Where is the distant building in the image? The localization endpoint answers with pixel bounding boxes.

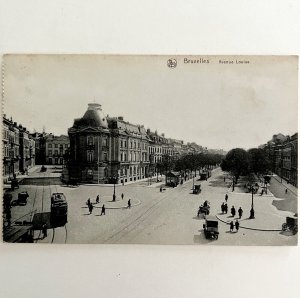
[45,134,69,165]
[261,132,298,187]
[2,116,35,179]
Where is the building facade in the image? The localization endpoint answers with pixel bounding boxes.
[2,116,35,179]
[66,103,222,184]
[261,133,298,187]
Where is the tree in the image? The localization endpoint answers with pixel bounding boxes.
[247,148,270,175]
[221,148,249,185]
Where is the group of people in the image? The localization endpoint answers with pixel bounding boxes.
[86,194,131,215]
[221,194,243,219]
[229,220,240,232]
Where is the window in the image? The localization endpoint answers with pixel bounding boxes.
[55,158,58,165]
[65,144,68,148]
[55,150,58,156]
[87,152,94,162]
[48,144,52,148]
[124,141,127,148]
[49,150,52,156]
[55,144,58,148]
[87,136,94,146]
[103,152,108,161]
[120,140,123,148]
[48,158,52,164]
[124,153,127,161]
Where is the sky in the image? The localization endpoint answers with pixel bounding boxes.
[2,55,298,151]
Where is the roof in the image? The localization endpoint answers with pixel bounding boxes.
[166,171,181,177]
[205,215,217,221]
[73,103,108,128]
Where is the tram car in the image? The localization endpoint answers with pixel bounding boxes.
[50,193,68,227]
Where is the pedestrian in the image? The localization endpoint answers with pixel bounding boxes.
[128,199,131,209]
[225,194,228,202]
[121,193,124,200]
[96,195,99,204]
[235,220,240,232]
[160,186,162,193]
[221,202,225,214]
[42,223,47,239]
[224,203,228,214]
[101,204,105,215]
[89,203,93,214]
[230,221,234,232]
[285,188,288,194]
[238,207,243,219]
[231,206,236,217]
[261,189,264,196]
[87,198,91,206]
[197,206,201,217]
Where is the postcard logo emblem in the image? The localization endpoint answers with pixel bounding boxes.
[167,58,177,69]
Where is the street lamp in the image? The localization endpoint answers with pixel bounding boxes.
[112,173,118,202]
[249,185,255,219]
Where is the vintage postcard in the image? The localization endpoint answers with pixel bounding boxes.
[1,55,298,245]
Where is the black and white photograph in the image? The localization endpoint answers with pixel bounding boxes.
[2,54,298,245]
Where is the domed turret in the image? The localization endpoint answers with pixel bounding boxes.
[73,103,108,128]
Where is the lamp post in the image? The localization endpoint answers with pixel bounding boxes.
[249,185,255,219]
[112,173,118,202]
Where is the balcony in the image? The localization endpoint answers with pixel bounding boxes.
[86,144,95,149]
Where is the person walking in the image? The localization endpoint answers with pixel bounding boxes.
[221,202,225,214]
[42,223,47,239]
[121,193,124,200]
[238,207,243,219]
[285,188,288,194]
[225,194,228,202]
[89,203,93,214]
[235,220,240,232]
[87,198,91,206]
[230,221,234,232]
[96,195,99,204]
[231,206,236,217]
[101,204,105,216]
[224,203,228,214]
[128,199,131,209]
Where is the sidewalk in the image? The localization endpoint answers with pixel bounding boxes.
[272,175,298,196]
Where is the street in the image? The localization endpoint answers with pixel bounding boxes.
[4,168,297,245]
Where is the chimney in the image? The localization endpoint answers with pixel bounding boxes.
[118,116,124,121]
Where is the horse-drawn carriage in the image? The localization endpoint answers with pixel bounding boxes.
[197,200,210,216]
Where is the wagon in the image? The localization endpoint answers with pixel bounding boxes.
[282,216,298,235]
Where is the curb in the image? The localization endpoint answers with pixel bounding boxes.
[215,215,281,232]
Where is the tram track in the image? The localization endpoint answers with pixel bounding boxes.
[35,173,46,243]
[103,184,190,243]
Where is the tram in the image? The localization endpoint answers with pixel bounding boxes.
[50,193,68,227]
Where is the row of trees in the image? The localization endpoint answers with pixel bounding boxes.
[155,153,224,175]
[221,148,271,185]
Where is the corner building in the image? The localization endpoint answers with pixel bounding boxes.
[68,103,150,184]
